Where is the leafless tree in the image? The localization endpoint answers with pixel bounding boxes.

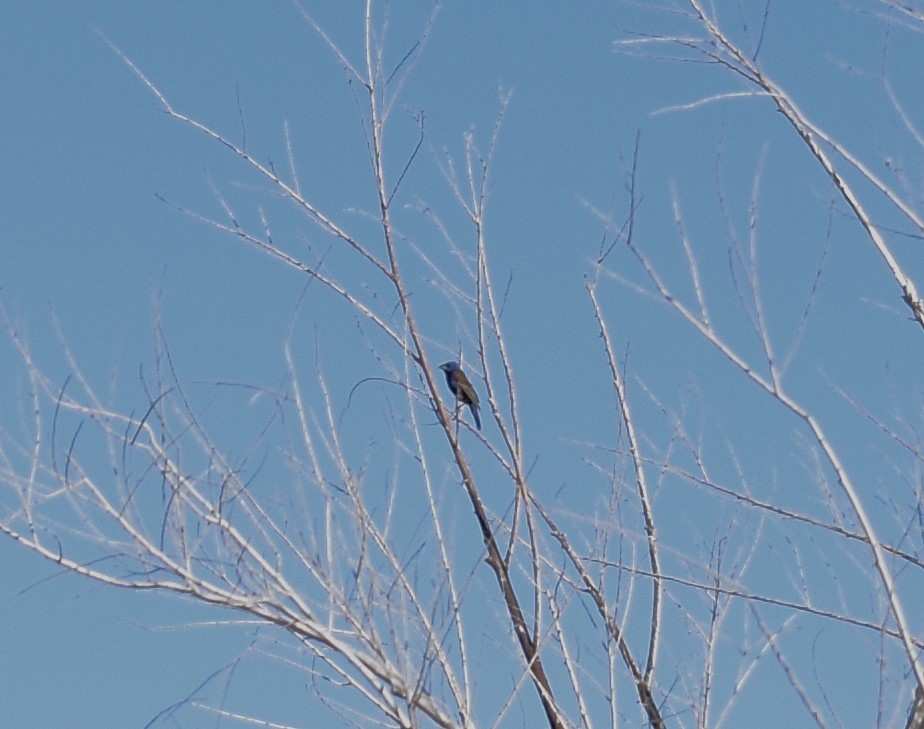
[2,2,923,727]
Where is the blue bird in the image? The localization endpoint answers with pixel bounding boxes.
[439,361,481,430]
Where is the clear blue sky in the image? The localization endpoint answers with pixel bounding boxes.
[2,2,923,727]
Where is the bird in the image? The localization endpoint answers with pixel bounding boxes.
[439,361,481,430]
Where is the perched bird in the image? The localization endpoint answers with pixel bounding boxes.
[439,361,481,430]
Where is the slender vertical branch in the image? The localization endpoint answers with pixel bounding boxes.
[586,281,663,682]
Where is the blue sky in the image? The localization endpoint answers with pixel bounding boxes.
[3,2,924,727]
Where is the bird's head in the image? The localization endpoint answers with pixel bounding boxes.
[439,361,459,372]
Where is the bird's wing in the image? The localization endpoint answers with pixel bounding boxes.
[457,376,479,407]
